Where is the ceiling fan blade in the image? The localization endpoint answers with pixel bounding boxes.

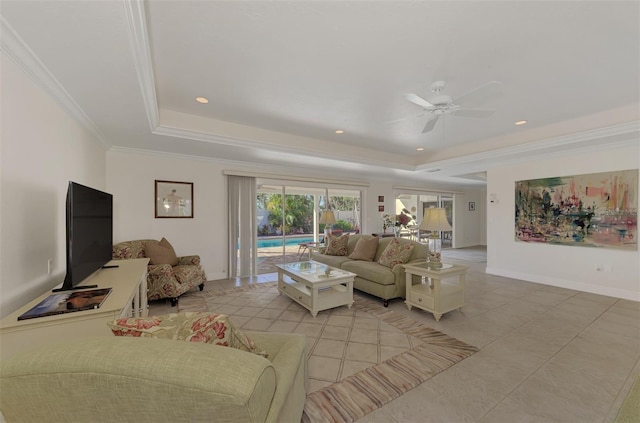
[422,116,439,133]
[405,93,435,109]
[453,81,502,107]
[450,109,496,118]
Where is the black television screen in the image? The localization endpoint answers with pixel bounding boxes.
[56,182,113,291]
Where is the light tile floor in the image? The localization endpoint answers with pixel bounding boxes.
[149,247,639,423]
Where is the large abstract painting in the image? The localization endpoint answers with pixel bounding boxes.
[515,169,638,250]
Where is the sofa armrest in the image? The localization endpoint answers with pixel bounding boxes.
[178,255,201,266]
[147,263,174,276]
[0,337,276,423]
[310,251,323,260]
[396,259,427,277]
[392,258,426,291]
[247,332,307,423]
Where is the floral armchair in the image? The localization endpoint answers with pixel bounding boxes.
[112,239,206,306]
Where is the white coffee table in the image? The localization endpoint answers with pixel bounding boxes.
[276,261,355,317]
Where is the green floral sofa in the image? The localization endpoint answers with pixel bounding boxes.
[311,234,428,306]
[112,239,206,306]
[0,332,308,422]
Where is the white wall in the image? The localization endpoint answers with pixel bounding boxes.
[106,151,227,280]
[454,189,486,248]
[486,144,640,301]
[368,183,394,234]
[1,54,107,318]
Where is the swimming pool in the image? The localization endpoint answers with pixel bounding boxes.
[257,237,315,248]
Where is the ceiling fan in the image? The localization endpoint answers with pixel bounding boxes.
[405,80,501,133]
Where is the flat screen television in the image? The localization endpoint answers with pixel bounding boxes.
[53,181,113,292]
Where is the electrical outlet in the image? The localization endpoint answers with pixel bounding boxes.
[604,264,613,272]
[595,264,602,272]
[47,258,53,274]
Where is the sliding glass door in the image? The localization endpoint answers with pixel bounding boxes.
[256,184,361,274]
[257,186,316,273]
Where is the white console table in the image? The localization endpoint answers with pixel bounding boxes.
[0,258,148,361]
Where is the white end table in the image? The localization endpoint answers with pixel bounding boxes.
[403,262,469,321]
[305,242,326,260]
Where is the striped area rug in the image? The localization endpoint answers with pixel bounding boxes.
[302,294,478,422]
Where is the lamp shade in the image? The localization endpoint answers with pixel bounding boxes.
[419,208,452,232]
[319,210,337,225]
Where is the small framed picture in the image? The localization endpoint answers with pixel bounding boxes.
[378,205,385,212]
[469,202,476,212]
[378,195,384,203]
[155,180,194,218]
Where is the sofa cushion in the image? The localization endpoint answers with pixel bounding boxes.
[146,237,179,266]
[348,236,378,261]
[345,234,365,255]
[324,233,349,256]
[108,312,267,357]
[341,260,396,286]
[377,238,415,268]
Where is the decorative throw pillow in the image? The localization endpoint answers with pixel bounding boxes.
[146,237,179,266]
[107,312,268,357]
[324,233,349,256]
[377,238,415,268]
[348,236,379,261]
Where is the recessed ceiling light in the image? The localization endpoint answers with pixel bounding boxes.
[195,97,209,104]
[335,129,344,134]
[416,147,424,151]
[515,120,527,126]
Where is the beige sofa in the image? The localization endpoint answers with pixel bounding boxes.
[0,333,307,423]
[311,234,428,306]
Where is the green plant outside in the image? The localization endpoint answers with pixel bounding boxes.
[257,193,360,235]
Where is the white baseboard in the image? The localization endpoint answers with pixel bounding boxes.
[205,271,229,281]
[485,267,640,302]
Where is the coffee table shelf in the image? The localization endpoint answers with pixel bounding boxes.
[276,261,355,317]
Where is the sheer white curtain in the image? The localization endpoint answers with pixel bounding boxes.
[227,175,257,277]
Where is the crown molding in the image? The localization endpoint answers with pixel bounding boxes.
[1,16,109,148]
[393,185,464,194]
[108,146,371,186]
[123,0,159,130]
[416,121,640,173]
[222,170,370,187]
[109,146,238,164]
[152,123,416,171]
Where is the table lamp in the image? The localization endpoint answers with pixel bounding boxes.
[319,210,336,241]
[419,208,452,269]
